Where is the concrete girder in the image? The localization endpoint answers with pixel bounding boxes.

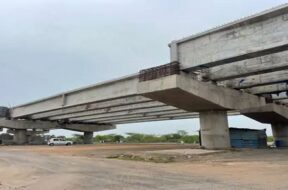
[0,119,57,130]
[272,92,288,100]
[112,117,194,124]
[87,115,160,123]
[202,51,288,81]
[138,73,266,112]
[98,114,198,124]
[29,96,152,120]
[96,116,160,125]
[245,82,288,95]
[94,110,198,123]
[68,106,182,122]
[48,101,167,120]
[170,4,288,71]
[109,116,195,124]
[61,123,115,132]
[241,104,288,124]
[96,111,239,124]
[277,99,288,106]
[0,119,115,132]
[9,129,50,135]
[222,70,288,89]
[11,75,139,118]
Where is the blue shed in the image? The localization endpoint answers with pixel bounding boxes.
[229,128,267,148]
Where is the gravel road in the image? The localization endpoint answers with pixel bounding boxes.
[0,144,287,190]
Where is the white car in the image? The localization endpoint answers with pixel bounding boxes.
[48,138,73,146]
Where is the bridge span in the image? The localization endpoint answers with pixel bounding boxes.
[1,4,288,149]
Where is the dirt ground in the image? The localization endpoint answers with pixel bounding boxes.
[0,144,288,190]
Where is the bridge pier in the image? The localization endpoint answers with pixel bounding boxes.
[272,124,288,147]
[13,129,28,145]
[83,132,93,144]
[199,111,231,149]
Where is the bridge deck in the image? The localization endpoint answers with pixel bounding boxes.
[5,4,288,127]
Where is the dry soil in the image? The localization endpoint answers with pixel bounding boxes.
[0,144,287,190]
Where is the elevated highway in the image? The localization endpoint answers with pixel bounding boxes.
[1,4,288,148]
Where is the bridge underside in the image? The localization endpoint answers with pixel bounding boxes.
[2,5,288,148]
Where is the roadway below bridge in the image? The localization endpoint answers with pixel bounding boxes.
[0,144,288,190]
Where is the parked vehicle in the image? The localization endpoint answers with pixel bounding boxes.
[48,138,73,146]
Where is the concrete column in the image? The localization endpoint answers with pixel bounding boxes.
[271,124,288,147]
[83,132,93,144]
[13,129,28,145]
[199,111,230,149]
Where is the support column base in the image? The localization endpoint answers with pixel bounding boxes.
[199,111,231,149]
[13,129,28,145]
[83,132,93,144]
[272,124,288,147]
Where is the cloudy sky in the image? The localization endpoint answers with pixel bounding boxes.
[0,0,287,136]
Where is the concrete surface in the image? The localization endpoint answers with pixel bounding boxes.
[199,111,231,149]
[1,5,288,150]
[83,131,93,144]
[241,103,288,124]
[10,75,139,118]
[0,144,288,190]
[202,51,288,81]
[0,119,116,132]
[170,4,288,70]
[13,129,27,145]
[272,123,288,147]
[138,74,266,112]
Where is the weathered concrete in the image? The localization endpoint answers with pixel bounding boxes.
[11,75,139,118]
[223,70,288,89]
[0,119,116,132]
[83,132,93,144]
[138,73,266,112]
[241,104,288,124]
[100,115,196,124]
[29,96,152,120]
[170,4,288,71]
[202,52,288,81]
[242,104,288,148]
[47,101,167,120]
[68,106,181,122]
[279,99,288,105]
[0,119,57,130]
[62,123,116,132]
[2,5,288,150]
[199,111,230,149]
[245,82,288,95]
[7,129,49,135]
[272,92,288,100]
[13,129,28,145]
[272,124,288,147]
[7,129,49,145]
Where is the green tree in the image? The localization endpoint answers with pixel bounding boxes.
[66,134,84,144]
[177,130,188,136]
[267,136,274,142]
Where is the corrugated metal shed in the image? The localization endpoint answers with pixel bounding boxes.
[230,128,267,148]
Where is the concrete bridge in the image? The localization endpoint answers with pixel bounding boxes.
[1,4,288,149]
